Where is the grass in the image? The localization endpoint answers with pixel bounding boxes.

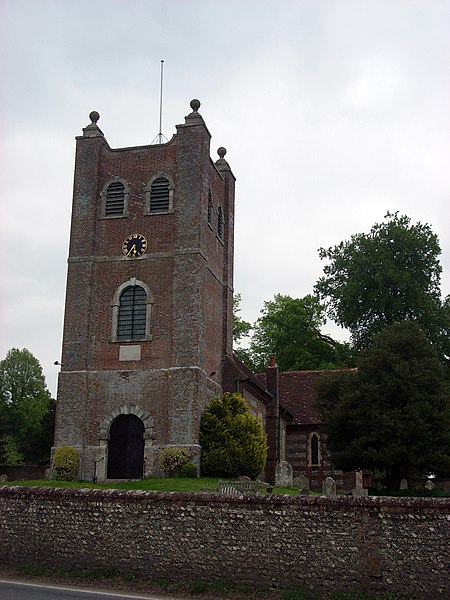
[3,476,304,495]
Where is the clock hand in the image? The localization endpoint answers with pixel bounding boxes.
[127,243,136,257]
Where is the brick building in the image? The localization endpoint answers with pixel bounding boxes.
[54,99,343,489]
[54,100,273,481]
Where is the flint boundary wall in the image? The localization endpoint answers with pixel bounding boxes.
[0,486,448,598]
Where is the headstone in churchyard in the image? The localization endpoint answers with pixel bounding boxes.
[352,469,368,496]
[299,474,309,489]
[400,478,408,490]
[323,476,336,497]
[275,461,293,487]
[238,475,251,482]
[0,474,8,482]
[425,479,435,490]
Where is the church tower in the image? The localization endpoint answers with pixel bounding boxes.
[54,100,235,481]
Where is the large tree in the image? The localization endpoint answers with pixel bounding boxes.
[315,212,449,359]
[316,321,450,489]
[232,294,254,367]
[248,294,353,372]
[0,348,54,464]
[200,392,267,479]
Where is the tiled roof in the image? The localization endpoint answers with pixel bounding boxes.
[256,370,346,425]
[222,354,272,405]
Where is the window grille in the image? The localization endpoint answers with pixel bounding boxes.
[105,181,125,216]
[117,285,147,340]
[150,177,170,213]
[217,206,224,239]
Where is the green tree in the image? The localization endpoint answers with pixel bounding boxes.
[315,212,449,360]
[200,392,267,479]
[233,293,252,344]
[232,294,254,368]
[0,348,54,465]
[248,294,354,372]
[316,321,450,489]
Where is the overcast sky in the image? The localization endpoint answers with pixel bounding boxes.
[1,0,449,396]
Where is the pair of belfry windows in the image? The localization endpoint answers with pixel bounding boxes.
[207,191,224,240]
[103,176,172,217]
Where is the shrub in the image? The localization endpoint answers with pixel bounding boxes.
[200,392,267,479]
[180,461,197,478]
[159,447,190,476]
[52,445,79,480]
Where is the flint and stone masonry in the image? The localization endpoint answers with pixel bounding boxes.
[0,486,449,599]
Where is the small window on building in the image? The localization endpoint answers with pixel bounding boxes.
[207,191,213,226]
[217,206,224,239]
[105,181,125,216]
[117,285,147,340]
[310,433,320,466]
[150,177,170,213]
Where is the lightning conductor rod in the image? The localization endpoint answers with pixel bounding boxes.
[157,60,164,143]
[152,60,168,144]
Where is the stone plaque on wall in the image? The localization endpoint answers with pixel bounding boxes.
[119,345,141,361]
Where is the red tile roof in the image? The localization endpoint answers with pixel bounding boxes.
[256,370,347,425]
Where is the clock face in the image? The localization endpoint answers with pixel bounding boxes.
[122,233,148,258]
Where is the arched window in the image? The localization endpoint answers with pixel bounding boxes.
[207,191,213,226]
[145,173,174,215]
[309,433,320,466]
[111,279,153,342]
[217,206,224,240]
[117,285,147,340]
[149,177,170,213]
[101,179,129,218]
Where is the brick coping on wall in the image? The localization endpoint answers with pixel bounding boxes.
[1,484,448,511]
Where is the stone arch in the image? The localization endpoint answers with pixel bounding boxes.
[99,404,155,480]
[99,403,154,439]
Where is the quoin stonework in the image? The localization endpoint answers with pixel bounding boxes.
[54,100,361,488]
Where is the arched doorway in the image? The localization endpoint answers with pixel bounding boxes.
[107,414,145,479]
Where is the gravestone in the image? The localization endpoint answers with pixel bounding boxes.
[352,469,368,496]
[400,478,408,490]
[425,479,435,490]
[275,461,293,487]
[323,476,336,497]
[0,474,8,483]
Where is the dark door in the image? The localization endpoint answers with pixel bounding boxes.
[107,414,145,479]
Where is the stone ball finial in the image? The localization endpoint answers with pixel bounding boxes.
[190,99,201,112]
[89,111,100,124]
[217,147,227,159]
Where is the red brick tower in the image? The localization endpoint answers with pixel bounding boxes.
[54,100,235,480]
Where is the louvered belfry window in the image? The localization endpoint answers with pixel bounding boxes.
[150,177,170,213]
[117,285,147,340]
[208,191,213,225]
[105,181,125,216]
[217,206,224,239]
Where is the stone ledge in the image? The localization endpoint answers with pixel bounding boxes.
[1,485,448,511]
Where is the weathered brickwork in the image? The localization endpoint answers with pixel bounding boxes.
[54,102,241,480]
[0,486,448,598]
